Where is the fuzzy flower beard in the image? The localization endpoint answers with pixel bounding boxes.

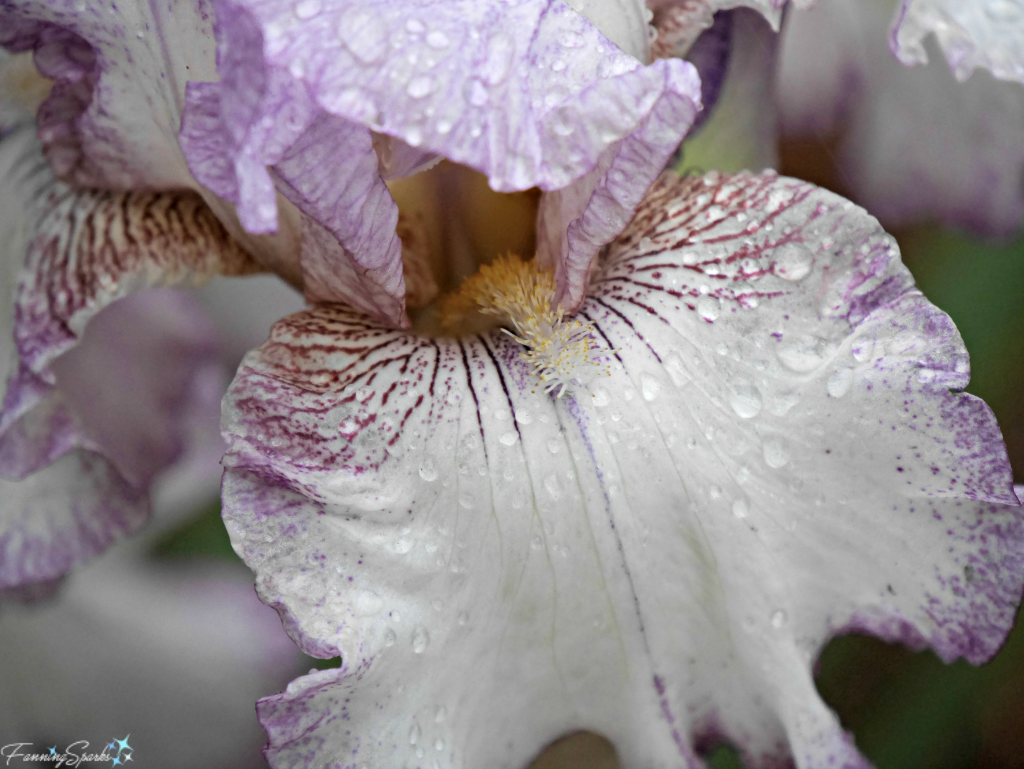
[220,171,1024,769]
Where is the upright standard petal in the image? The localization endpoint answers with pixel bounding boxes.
[179,0,702,318]
[891,0,1024,84]
[221,172,1023,768]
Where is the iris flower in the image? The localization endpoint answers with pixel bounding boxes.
[1,0,1023,767]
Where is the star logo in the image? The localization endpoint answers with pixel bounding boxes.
[47,747,57,756]
[123,754,133,763]
[111,758,121,767]
[115,736,132,754]
[106,742,117,753]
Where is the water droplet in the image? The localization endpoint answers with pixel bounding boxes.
[777,338,824,372]
[457,610,469,626]
[732,499,749,519]
[630,375,660,405]
[436,118,453,134]
[499,432,518,446]
[419,458,438,481]
[729,383,763,419]
[339,416,359,436]
[465,78,489,106]
[696,296,720,322]
[544,474,562,500]
[709,485,722,499]
[411,625,430,653]
[547,439,561,454]
[383,627,397,646]
[515,409,533,425]
[773,243,813,281]
[405,126,423,146]
[827,368,854,398]
[406,18,426,33]
[294,0,321,18]
[338,11,388,63]
[763,436,789,469]
[353,590,383,615]
[426,30,450,48]
[482,33,514,85]
[435,705,447,723]
[559,31,584,47]
[435,738,445,751]
[410,722,421,744]
[407,75,436,98]
[770,609,788,629]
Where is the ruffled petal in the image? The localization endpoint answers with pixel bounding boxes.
[891,0,1024,84]
[221,171,1023,767]
[0,129,239,587]
[0,557,302,768]
[649,0,788,59]
[179,0,702,318]
[779,0,1024,236]
[0,0,217,189]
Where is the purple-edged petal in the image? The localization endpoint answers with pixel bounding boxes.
[0,556,302,768]
[891,0,1024,84]
[0,129,242,587]
[221,172,1023,768]
[779,0,1024,236]
[180,0,702,317]
[0,0,217,189]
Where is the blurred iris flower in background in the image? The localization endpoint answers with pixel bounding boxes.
[1,0,1024,767]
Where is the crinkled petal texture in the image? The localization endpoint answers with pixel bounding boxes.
[891,0,1024,84]
[222,171,1023,768]
[0,128,248,588]
[779,0,1024,236]
[0,0,217,189]
[180,0,701,320]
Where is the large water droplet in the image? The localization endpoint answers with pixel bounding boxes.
[729,383,763,419]
[465,78,489,106]
[338,12,388,63]
[409,722,421,745]
[770,609,788,629]
[426,29,450,48]
[732,498,749,519]
[696,295,720,322]
[763,436,789,468]
[827,368,854,398]
[411,625,430,653]
[294,0,321,18]
[407,75,436,98]
[641,374,662,402]
[773,243,814,281]
[777,338,824,372]
[482,33,514,85]
[419,458,438,481]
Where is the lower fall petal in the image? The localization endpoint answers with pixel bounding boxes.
[221,171,1023,767]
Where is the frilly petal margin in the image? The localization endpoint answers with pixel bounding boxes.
[0,128,239,588]
[179,0,702,318]
[891,0,1024,84]
[221,172,1023,768]
[0,0,218,190]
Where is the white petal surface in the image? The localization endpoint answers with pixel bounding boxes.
[222,172,1023,767]
[892,0,1024,83]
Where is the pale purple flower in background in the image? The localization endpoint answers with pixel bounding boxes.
[778,0,1024,236]
[0,0,1023,768]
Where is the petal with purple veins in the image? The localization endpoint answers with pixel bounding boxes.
[221,171,1023,768]
[180,0,702,318]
